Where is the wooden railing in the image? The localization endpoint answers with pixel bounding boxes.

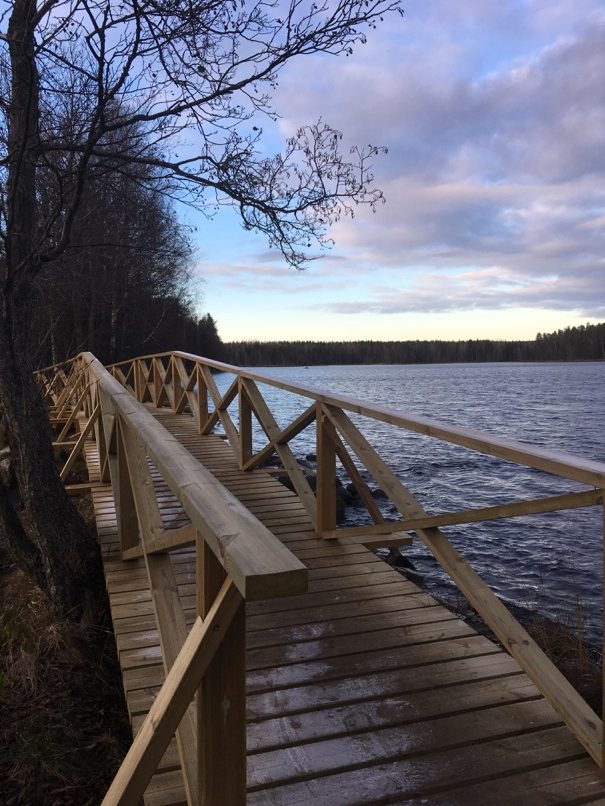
[36,349,605,790]
[36,353,307,804]
[104,351,605,766]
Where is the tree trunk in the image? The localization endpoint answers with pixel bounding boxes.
[0,0,105,619]
[0,309,105,617]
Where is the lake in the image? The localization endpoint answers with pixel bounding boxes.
[215,362,605,645]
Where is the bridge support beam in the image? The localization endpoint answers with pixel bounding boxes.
[197,535,247,805]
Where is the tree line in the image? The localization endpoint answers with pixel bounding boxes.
[28,117,223,369]
[224,323,605,366]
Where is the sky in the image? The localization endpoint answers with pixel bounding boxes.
[190,0,605,343]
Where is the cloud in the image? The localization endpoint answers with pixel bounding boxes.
[193,1,605,332]
[262,4,605,318]
[195,255,358,295]
[320,264,605,318]
[279,13,605,185]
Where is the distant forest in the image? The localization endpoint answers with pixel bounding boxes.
[224,322,605,366]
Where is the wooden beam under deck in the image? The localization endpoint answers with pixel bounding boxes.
[85,408,605,805]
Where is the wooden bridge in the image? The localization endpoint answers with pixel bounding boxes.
[37,351,605,804]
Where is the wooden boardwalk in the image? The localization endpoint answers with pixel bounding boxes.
[87,408,605,805]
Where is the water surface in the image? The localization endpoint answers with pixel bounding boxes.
[216,362,605,644]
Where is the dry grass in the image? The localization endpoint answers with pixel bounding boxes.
[525,598,601,714]
[0,503,131,805]
[449,590,601,715]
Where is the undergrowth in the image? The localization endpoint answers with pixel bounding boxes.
[0,508,131,805]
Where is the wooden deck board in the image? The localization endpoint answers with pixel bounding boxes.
[85,409,605,804]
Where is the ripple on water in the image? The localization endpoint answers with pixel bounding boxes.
[216,362,605,645]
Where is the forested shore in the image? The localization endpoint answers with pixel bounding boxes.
[224,322,605,366]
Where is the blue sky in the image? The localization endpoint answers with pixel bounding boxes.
[188,1,605,343]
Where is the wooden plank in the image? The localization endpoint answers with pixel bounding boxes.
[247,633,498,689]
[199,368,240,452]
[301,552,385,569]
[139,361,152,405]
[256,513,313,529]
[167,356,177,412]
[55,367,84,417]
[238,379,253,469]
[113,364,132,392]
[59,403,100,481]
[131,637,502,725]
[246,652,523,720]
[322,522,415,539]
[419,757,605,804]
[324,403,603,765]
[115,419,140,552]
[243,403,316,472]
[246,589,435,632]
[121,524,196,560]
[241,377,318,528]
[247,501,308,515]
[246,578,416,616]
[246,726,584,803]
[330,488,602,534]
[247,671,541,751]
[267,541,375,559]
[145,770,187,806]
[153,357,166,407]
[197,537,246,806]
[246,606,460,653]
[248,699,563,789]
[101,581,241,806]
[316,402,337,535]
[309,560,392,580]
[121,423,199,804]
[331,423,384,525]
[247,618,486,670]
[360,532,413,548]
[173,356,198,418]
[65,481,105,495]
[196,365,208,432]
[99,417,111,483]
[111,592,195,622]
[57,384,90,441]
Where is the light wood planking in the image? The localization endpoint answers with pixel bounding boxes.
[84,407,605,805]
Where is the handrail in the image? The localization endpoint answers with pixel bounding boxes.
[101,349,605,771]
[37,349,605,799]
[83,352,307,600]
[108,350,605,487]
[36,351,309,804]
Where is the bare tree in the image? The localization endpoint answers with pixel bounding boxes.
[0,0,402,616]
[33,145,195,365]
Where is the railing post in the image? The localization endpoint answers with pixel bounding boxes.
[170,355,178,413]
[196,364,209,434]
[115,419,140,552]
[134,361,144,402]
[316,402,337,536]
[239,378,253,469]
[197,534,246,805]
[153,358,162,405]
[96,404,108,481]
